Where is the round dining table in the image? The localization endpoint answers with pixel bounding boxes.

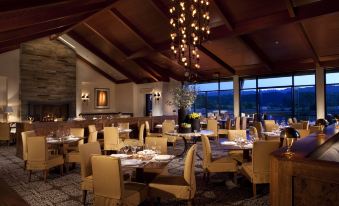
[220,141,253,161]
[47,136,84,155]
[165,130,214,157]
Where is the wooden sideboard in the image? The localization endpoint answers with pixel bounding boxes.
[15,115,176,159]
[270,124,339,205]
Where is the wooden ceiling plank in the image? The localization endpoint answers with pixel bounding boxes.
[142,59,184,82]
[298,23,320,65]
[68,31,140,83]
[83,22,159,82]
[135,59,170,82]
[0,0,116,33]
[77,54,117,83]
[239,35,274,71]
[212,0,234,31]
[199,45,235,75]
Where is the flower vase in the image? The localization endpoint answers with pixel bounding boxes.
[177,108,187,126]
[191,119,200,132]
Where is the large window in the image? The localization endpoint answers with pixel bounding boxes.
[240,74,316,122]
[326,71,339,117]
[191,80,233,117]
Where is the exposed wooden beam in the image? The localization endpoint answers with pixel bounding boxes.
[198,45,235,75]
[54,0,119,39]
[141,58,185,82]
[83,22,159,82]
[0,44,20,54]
[0,0,114,33]
[285,0,296,18]
[148,0,169,19]
[239,35,274,71]
[76,54,117,83]
[116,79,132,84]
[298,23,320,65]
[135,59,170,82]
[212,0,234,31]
[68,31,140,83]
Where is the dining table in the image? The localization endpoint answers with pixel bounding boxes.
[165,130,214,157]
[220,140,253,161]
[46,135,84,155]
[262,131,281,140]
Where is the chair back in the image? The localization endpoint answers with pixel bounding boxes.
[162,120,175,134]
[252,141,280,174]
[145,136,167,154]
[183,144,197,199]
[207,119,218,136]
[70,128,85,145]
[235,117,241,130]
[264,120,275,132]
[88,131,98,143]
[92,155,124,200]
[290,123,303,129]
[118,122,129,129]
[21,130,36,161]
[88,125,97,133]
[27,136,48,162]
[138,123,145,144]
[79,142,101,179]
[309,125,322,134]
[145,121,151,135]
[225,118,231,129]
[254,121,263,137]
[287,118,293,125]
[297,129,310,138]
[227,130,246,141]
[248,126,259,140]
[293,117,298,123]
[301,121,309,130]
[0,123,10,141]
[241,117,247,130]
[201,135,212,169]
[104,127,120,149]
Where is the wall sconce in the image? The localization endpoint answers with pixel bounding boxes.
[4,106,13,123]
[81,93,90,102]
[153,92,161,101]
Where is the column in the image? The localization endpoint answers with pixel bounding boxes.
[233,75,240,117]
[316,66,325,119]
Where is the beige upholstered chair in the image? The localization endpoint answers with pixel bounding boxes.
[21,130,36,169]
[88,131,98,143]
[104,127,124,154]
[149,145,197,205]
[263,120,275,132]
[79,142,101,205]
[225,118,232,130]
[234,117,241,130]
[26,136,64,182]
[118,122,130,139]
[300,121,309,130]
[65,128,85,170]
[290,123,303,129]
[309,125,322,134]
[227,130,247,162]
[207,119,219,141]
[88,125,97,133]
[254,121,264,139]
[91,155,148,206]
[297,129,310,138]
[287,118,293,125]
[241,117,247,130]
[124,124,145,147]
[0,123,11,145]
[248,126,259,140]
[162,120,176,149]
[68,128,85,151]
[293,117,298,123]
[241,140,280,196]
[145,136,168,155]
[201,135,237,182]
[145,121,161,137]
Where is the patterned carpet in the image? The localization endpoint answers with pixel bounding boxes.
[0,139,269,206]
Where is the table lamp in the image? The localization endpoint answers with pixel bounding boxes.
[280,127,300,158]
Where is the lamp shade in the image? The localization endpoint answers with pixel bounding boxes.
[4,106,13,113]
[280,127,300,139]
[315,118,329,127]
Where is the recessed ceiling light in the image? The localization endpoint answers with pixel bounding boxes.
[274,41,280,45]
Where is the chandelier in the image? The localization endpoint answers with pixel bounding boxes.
[169,0,210,80]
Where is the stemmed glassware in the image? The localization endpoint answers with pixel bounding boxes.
[123,145,129,154]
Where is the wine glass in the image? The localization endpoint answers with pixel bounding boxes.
[123,145,129,154]
[131,144,137,155]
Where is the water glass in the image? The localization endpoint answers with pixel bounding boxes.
[131,145,137,155]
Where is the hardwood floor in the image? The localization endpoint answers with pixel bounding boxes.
[0,178,28,206]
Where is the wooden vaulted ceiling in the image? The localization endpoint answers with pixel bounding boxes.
[1,0,339,83]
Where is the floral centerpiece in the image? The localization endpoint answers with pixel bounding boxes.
[180,123,192,133]
[188,112,201,132]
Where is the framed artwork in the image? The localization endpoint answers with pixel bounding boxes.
[94,88,110,109]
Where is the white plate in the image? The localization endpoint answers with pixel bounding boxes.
[154,155,173,161]
[137,150,156,155]
[121,159,143,166]
[221,141,236,146]
[244,143,253,148]
[110,154,131,159]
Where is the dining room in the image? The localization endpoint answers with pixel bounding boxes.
[1,0,339,206]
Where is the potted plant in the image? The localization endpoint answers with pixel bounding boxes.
[188,112,201,132]
[180,123,192,133]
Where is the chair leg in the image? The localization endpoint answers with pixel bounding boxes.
[252,183,256,197]
[82,190,87,205]
[44,169,48,182]
[24,160,27,170]
[28,170,32,182]
[60,165,64,176]
[104,150,107,155]
[233,172,238,185]
[66,163,69,173]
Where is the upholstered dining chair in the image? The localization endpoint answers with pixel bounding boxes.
[248,126,259,140]
[241,117,247,130]
[240,140,280,197]
[290,123,303,130]
[162,120,177,149]
[293,117,298,123]
[88,125,98,143]
[287,118,294,125]
[91,155,148,206]
[21,130,36,169]
[145,121,162,137]
[65,128,85,171]
[297,129,310,138]
[309,125,322,134]
[263,120,276,132]
[26,136,64,182]
[124,123,145,147]
[201,135,238,183]
[0,123,11,145]
[68,128,85,151]
[207,119,219,141]
[104,127,124,155]
[254,121,264,139]
[149,144,197,205]
[234,117,241,130]
[227,129,247,163]
[145,136,168,155]
[300,121,309,130]
[79,142,101,205]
